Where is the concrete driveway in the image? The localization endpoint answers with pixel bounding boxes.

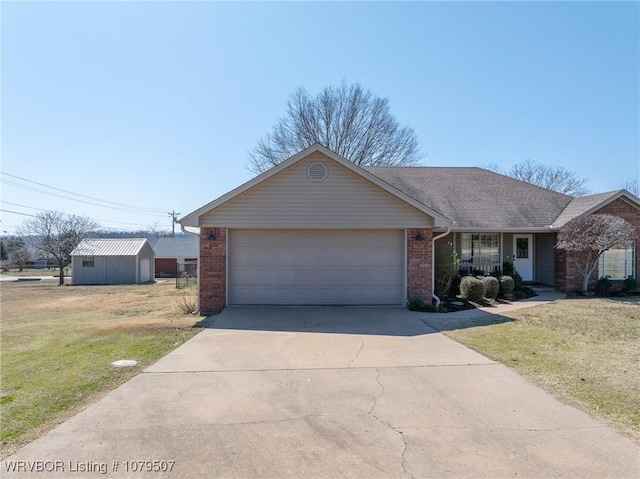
[4,307,638,478]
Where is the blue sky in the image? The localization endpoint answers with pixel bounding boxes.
[2,1,639,234]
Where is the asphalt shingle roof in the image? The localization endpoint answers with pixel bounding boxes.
[364,167,573,229]
[151,236,199,258]
[550,191,627,228]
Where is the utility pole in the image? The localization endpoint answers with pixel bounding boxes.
[168,211,181,237]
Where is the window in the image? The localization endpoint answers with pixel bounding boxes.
[82,257,95,268]
[599,244,635,280]
[460,233,499,270]
[516,237,529,259]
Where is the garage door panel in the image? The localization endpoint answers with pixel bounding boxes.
[228,230,404,305]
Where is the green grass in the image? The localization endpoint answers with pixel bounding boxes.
[446,297,640,443]
[0,281,203,457]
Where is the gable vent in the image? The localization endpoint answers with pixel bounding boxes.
[308,162,328,181]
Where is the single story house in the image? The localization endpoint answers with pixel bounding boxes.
[71,238,155,285]
[151,235,198,277]
[181,144,639,314]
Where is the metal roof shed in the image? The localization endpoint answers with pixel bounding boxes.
[70,238,155,285]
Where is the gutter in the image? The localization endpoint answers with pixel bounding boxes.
[181,224,201,313]
[431,227,451,308]
[181,224,200,238]
[445,226,553,233]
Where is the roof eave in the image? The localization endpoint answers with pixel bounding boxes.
[445,226,554,233]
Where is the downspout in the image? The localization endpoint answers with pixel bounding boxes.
[181,224,201,312]
[432,227,451,307]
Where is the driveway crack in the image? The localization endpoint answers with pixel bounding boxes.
[348,339,365,368]
[214,414,323,427]
[367,368,413,478]
[347,339,364,368]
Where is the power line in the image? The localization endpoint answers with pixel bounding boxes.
[1,201,47,211]
[0,209,37,217]
[0,201,172,229]
[1,171,167,213]
[1,179,165,217]
[1,173,167,216]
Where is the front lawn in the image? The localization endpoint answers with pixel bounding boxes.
[446,297,640,443]
[0,281,203,458]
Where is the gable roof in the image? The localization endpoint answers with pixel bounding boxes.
[181,144,639,232]
[151,236,198,258]
[364,166,573,229]
[71,238,149,256]
[551,190,640,228]
[181,143,451,228]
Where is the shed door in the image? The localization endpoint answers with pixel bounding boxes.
[140,258,151,283]
[228,229,404,305]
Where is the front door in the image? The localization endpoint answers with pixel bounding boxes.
[513,234,533,281]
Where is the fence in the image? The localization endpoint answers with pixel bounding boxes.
[176,260,197,289]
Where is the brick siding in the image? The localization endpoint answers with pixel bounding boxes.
[407,229,433,301]
[199,227,226,314]
[555,198,640,292]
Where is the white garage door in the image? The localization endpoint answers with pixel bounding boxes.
[228,229,404,305]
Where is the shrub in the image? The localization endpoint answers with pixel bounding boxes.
[407,297,425,311]
[449,275,462,297]
[595,277,612,297]
[434,241,460,297]
[407,297,445,313]
[624,276,638,292]
[520,286,538,298]
[499,276,515,296]
[460,276,485,302]
[174,291,197,314]
[502,261,524,291]
[482,276,500,299]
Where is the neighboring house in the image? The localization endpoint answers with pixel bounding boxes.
[151,236,199,278]
[181,144,639,314]
[71,238,155,285]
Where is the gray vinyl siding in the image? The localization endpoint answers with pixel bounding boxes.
[200,154,433,228]
[72,256,137,284]
[71,242,154,285]
[535,233,556,286]
[503,233,514,263]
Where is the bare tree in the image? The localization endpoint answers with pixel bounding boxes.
[146,221,162,243]
[9,246,31,272]
[555,214,637,292]
[19,211,98,285]
[1,237,27,271]
[620,178,639,196]
[483,159,590,196]
[249,82,424,173]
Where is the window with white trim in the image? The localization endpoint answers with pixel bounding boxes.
[599,244,635,280]
[460,233,499,270]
